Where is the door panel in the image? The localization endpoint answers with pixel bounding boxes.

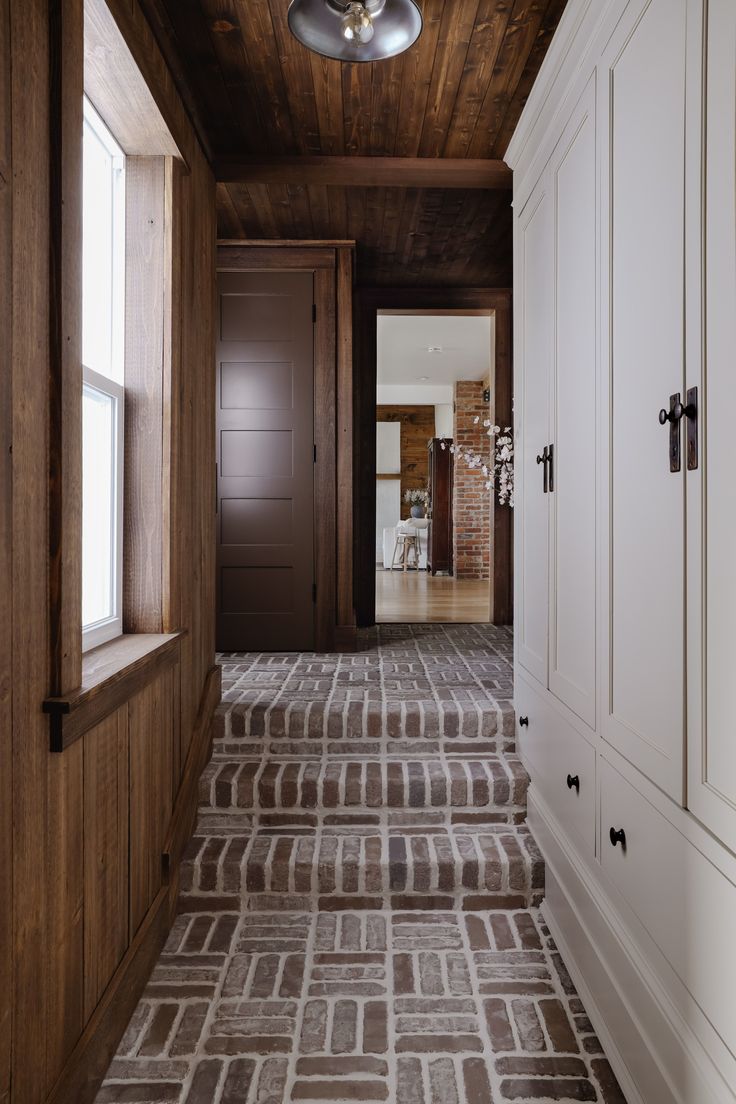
[549,76,597,730]
[216,271,315,651]
[601,0,689,798]
[687,0,736,848]
[516,181,552,686]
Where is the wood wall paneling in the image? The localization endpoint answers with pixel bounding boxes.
[10,0,54,1097]
[5,2,219,1101]
[129,672,173,935]
[124,155,167,634]
[376,406,436,520]
[83,706,129,1019]
[0,0,11,1095]
[49,0,84,696]
[84,0,181,158]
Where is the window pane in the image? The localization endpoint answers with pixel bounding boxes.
[83,99,125,384]
[82,384,115,627]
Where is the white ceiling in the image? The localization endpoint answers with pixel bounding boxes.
[377,313,494,389]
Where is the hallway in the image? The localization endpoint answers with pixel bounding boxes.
[96,627,624,1103]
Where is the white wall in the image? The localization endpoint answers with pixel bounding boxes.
[377,383,453,405]
[434,403,454,437]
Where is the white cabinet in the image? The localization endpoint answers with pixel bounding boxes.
[516,178,552,687]
[508,0,736,1098]
[548,75,597,730]
[687,0,736,852]
[515,77,597,730]
[599,0,694,801]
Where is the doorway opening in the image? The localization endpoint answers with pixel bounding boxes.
[374,308,495,624]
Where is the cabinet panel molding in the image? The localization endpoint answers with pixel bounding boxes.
[548,74,597,729]
[516,182,553,687]
[601,0,691,799]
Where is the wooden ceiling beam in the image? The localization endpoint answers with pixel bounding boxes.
[214,155,512,190]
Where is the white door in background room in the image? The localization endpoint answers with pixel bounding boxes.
[376,421,401,563]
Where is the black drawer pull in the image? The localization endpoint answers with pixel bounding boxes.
[566,774,579,793]
[518,716,529,727]
[609,826,626,849]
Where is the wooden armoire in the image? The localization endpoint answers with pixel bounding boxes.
[427,437,453,575]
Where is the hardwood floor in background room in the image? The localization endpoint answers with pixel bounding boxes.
[376,569,491,623]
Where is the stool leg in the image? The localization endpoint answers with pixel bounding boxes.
[391,537,400,571]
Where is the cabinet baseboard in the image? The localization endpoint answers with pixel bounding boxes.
[529,789,736,1104]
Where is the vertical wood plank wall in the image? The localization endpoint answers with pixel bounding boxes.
[0,4,12,1100]
[1,2,218,1102]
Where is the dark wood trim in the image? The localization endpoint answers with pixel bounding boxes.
[355,287,513,627]
[0,0,11,1093]
[214,155,512,191]
[218,238,356,249]
[162,662,221,880]
[48,0,83,697]
[314,265,337,652]
[336,247,355,648]
[44,632,183,752]
[217,245,336,271]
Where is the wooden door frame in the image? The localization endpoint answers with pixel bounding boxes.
[355,286,513,627]
[217,242,355,653]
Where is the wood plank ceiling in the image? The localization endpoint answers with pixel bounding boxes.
[139,0,568,285]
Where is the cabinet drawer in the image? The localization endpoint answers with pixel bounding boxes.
[600,757,736,1058]
[515,676,595,857]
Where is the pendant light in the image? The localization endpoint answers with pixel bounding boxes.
[287,0,422,63]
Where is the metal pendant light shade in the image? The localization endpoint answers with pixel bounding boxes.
[288,0,423,63]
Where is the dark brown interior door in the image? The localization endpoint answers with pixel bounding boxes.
[216,270,315,651]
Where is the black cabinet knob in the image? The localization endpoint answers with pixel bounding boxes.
[566,774,580,792]
[609,826,626,849]
[518,716,529,727]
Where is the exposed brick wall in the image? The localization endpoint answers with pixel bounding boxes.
[453,381,491,580]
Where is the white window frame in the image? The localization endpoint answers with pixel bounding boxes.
[82,95,126,652]
[82,366,125,652]
[82,96,126,383]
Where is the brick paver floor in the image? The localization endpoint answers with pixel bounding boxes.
[96,625,626,1103]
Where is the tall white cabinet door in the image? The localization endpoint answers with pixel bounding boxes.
[687,0,736,850]
[548,76,597,730]
[600,0,692,800]
[516,179,553,687]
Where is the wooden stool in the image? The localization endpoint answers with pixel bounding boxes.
[391,531,418,571]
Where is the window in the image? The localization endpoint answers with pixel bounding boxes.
[82,97,125,650]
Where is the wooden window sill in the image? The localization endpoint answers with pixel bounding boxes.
[44,632,184,752]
